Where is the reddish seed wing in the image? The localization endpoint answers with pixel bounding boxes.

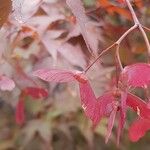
[24,87,48,99]
[79,81,98,125]
[94,91,116,125]
[98,92,115,117]
[105,107,117,143]
[127,93,150,119]
[15,98,25,125]
[79,82,116,127]
[33,69,75,83]
[0,75,15,91]
[117,91,127,145]
[120,63,150,87]
[129,118,150,142]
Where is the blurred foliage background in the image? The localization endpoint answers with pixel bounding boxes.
[0,0,150,150]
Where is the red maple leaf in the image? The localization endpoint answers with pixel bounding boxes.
[15,97,25,125]
[15,87,48,125]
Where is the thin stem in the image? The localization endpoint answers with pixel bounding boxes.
[138,25,150,58]
[115,45,123,87]
[116,24,138,44]
[142,25,150,32]
[115,44,123,71]
[84,0,149,74]
[84,43,117,73]
[125,0,150,59]
[125,0,139,24]
[84,25,137,73]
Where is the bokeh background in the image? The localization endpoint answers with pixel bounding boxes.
[0,0,150,149]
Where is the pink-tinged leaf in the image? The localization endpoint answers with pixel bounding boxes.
[66,0,93,54]
[129,118,150,142]
[58,43,86,68]
[12,0,42,22]
[0,75,15,91]
[15,98,25,125]
[24,87,48,99]
[79,81,98,125]
[105,107,117,143]
[120,63,150,87]
[117,91,127,145]
[127,93,150,119]
[33,69,75,83]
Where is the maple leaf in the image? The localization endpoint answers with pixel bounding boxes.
[23,87,48,99]
[0,75,15,91]
[120,63,150,88]
[15,97,25,125]
[66,0,96,54]
[15,87,48,125]
[129,118,150,142]
[12,0,42,22]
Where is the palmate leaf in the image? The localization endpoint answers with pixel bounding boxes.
[120,63,150,88]
[15,97,25,125]
[66,0,96,54]
[24,87,48,99]
[0,75,15,91]
[12,0,42,22]
[15,87,48,125]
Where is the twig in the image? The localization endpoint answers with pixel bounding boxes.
[84,25,137,73]
[84,0,150,73]
[142,25,150,32]
[84,43,116,73]
[125,0,150,58]
[115,45,123,71]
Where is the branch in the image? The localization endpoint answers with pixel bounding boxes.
[84,0,149,73]
[125,0,150,58]
[84,25,137,73]
[142,26,150,32]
